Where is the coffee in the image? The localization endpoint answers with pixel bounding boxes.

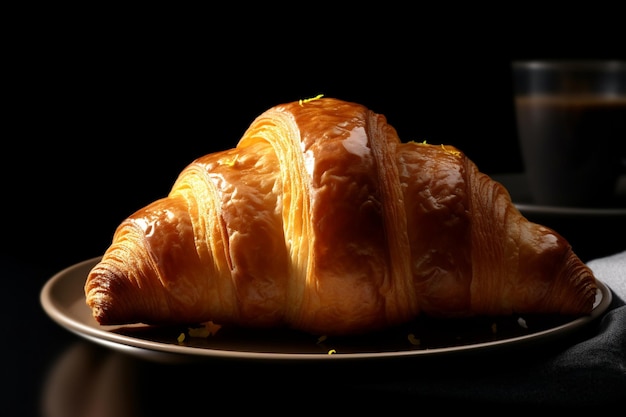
[515,95,626,207]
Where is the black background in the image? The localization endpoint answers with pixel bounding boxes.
[4,9,624,277]
[3,8,626,414]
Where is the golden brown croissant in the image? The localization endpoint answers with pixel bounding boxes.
[84,96,598,336]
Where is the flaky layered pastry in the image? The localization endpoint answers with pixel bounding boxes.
[85,97,597,335]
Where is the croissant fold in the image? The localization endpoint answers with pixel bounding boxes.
[84,97,598,336]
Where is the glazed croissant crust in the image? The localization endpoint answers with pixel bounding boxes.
[85,97,598,335]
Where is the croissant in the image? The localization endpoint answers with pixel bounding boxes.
[84,96,598,336]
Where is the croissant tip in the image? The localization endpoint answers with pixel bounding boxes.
[562,257,599,316]
[85,263,133,325]
[85,291,119,325]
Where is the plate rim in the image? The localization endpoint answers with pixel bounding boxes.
[491,173,626,217]
[40,257,613,362]
[514,202,626,217]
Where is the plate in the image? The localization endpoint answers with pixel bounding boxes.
[41,257,612,363]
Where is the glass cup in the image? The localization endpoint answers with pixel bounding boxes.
[512,60,626,207]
